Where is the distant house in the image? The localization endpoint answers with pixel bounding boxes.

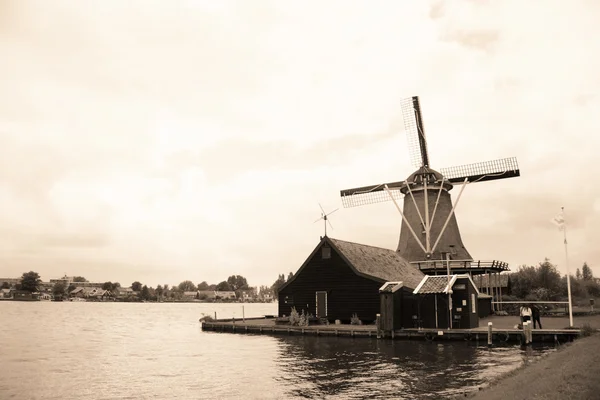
[115,287,135,299]
[70,287,86,298]
[197,291,217,301]
[278,236,425,324]
[182,291,199,301]
[215,291,236,300]
[259,293,274,302]
[1,288,13,299]
[239,290,256,302]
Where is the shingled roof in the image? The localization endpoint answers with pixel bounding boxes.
[413,274,480,295]
[413,276,451,294]
[328,238,425,289]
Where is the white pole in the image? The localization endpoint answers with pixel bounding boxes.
[447,252,452,330]
[431,178,468,254]
[424,177,431,254]
[384,185,427,253]
[562,207,574,327]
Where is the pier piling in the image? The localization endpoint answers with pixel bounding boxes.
[487,322,493,347]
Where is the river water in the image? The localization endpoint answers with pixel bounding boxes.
[0,302,555,399]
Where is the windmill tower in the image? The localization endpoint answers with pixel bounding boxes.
[339,96,519,277]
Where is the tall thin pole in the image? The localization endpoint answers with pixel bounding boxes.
[447,252,452,330]
[562,207,574,327]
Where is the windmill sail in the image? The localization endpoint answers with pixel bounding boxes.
[340,180,404,208]
[440,157,520,184]
[401,96,429,168]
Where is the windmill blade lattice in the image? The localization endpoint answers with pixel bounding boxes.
[401,96,430,169]
[340,180,404,208]
[440,157,520,184]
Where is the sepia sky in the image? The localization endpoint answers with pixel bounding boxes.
[1,0,599,288]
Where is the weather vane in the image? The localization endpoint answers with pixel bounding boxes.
[314,203,338,237]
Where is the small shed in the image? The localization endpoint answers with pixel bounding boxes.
[413,274,480,329]
[379,282,419,331]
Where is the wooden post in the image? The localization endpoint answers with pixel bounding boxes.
[376,314,381,339]
[214,311,217,320]
[243,306,245,322]
[487,322,493,347]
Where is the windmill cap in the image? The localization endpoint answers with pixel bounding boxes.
[401,167,452,193]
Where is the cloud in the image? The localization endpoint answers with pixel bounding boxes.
[0,0,599,286]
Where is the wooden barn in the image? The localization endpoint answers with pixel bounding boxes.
[278,236,425,324]
[412,274,480,329]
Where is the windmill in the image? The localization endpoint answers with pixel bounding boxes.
[339,96,519,276]
[314,203,339,237]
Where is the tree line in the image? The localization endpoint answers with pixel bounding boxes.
[4,271,296,302]
[508,259,599,301]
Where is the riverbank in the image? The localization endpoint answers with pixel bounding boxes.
[462,332,600,400]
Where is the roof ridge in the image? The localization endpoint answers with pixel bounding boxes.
[328,237,397,253]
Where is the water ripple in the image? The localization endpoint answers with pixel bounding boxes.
[0,302,555,399]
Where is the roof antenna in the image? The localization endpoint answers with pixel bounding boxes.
[314,203,338,237]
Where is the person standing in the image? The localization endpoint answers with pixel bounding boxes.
[520,304,532,326]
[531,304,542,329]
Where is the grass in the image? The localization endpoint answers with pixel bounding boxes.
[461,331,600,400]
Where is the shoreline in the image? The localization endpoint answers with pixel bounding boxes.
[458,332,600,399]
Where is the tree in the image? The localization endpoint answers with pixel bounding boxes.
[197,281,210,290]
[271,274,286,294]
[576,268,582,280]
[141,285,150,300]
[53,282,66,296]
[73,276,87,282]
[20,271,41,292]
[131,281,142,292]
[1,282,10,289]
[216,281,232,291]
[287,272,294,281]
[582,262,593,281]
[102,282,114,291]
[156,285,164,298]
[178,280,197,292]
[227,275,249,292]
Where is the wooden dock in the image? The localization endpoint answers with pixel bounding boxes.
[201,317,582,344]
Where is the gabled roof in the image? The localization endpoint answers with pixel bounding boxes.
[329,238,425,289]
[279,236,425,292]
[413,274,480,295]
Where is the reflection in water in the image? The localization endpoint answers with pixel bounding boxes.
[273,336,553,399]
[0,302,554,400]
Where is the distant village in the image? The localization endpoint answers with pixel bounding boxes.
[0,272,292,303]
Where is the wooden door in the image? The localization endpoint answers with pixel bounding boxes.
[316,291,327,318]
[380,293,393,331]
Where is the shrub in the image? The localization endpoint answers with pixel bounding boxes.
[289,307,312,326]
[350,313,362,325]
[289,307,301,325]
[199,314,214,322]
[581,323,596,337]
[298,310,312,327]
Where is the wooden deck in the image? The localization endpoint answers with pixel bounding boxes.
[201,316,584,344]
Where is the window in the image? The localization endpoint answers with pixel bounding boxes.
[284,295,294,305]
[322,247,331,259]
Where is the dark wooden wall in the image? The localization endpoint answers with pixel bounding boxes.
[278,246,383,323]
